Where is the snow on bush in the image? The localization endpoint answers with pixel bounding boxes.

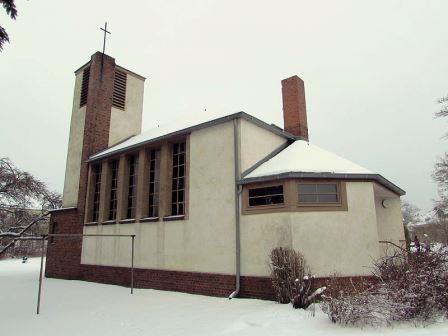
[322,245,448,326]
[269,247,325,309]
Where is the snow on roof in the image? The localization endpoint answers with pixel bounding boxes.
[244,140,373,179]
[90,111,294,161]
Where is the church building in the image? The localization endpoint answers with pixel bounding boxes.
[46,52,405,299]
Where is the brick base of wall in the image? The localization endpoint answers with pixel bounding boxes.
[46,261,376,301]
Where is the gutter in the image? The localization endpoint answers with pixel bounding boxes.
[229,118,241,299]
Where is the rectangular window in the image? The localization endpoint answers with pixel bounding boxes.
[298,183,339,204]
[79,67,90,107]
[92,165,102,222]
[108,160,119,220]
[148,149,161,217]
[112,69,127,110]
[126,155,138,219]
[248,185,284,207]
[171,142,185,216]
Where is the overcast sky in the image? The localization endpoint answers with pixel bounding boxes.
[1,0,447,214]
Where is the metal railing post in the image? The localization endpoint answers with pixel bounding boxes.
[36,235,46,314]
[131,235,135,294]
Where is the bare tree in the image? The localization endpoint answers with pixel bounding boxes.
[431,96,448,238]
[0,157,61,257]
[0,0,18,52]
[401,201,422,248]
[401,201,422,226]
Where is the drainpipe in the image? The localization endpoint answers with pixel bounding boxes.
[229,118,241,299]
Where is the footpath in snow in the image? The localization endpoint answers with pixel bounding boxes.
[0,258,447,336]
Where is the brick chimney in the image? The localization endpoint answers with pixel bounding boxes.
[281,75,309,140]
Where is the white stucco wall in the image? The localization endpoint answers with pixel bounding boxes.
[374,188,404,256]
[81,121,237,273]
[108,73,144,147]
[240,182,381,277]
[62,71,85,207]
[240,119,287,172]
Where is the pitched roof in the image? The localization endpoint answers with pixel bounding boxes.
[89,111,298,161]
[241,140,405,196]
[245,140,373,178]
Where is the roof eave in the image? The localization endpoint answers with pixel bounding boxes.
[239,172,406,196]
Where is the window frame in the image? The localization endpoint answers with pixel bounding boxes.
[147,148,161,218]
[248,184,285,208]
[243,181,287,213]
[242,179,347,215]
[107,159,120,221]
[124,154,138,219]
[91,164,102,222]
[170,141,186,216]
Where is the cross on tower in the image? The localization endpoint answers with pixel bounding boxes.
[100,22,111,55]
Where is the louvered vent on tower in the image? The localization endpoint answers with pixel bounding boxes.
[79,67,90,107]
[112,69,127,110]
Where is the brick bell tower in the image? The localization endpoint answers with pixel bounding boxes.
[46,52,145,279]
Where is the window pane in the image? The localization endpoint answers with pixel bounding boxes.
[249,185,283,198]
[316,184,337,193]
[298,194,318,203]
[178,178,184,190]
[298,184,316,194]
[249,197,267,206]
[172,191,177,203]
[173,166,178,178]
[178,165,185,178]
[178,203,184,215]
[318,194,338,203]
[179,153,185,164]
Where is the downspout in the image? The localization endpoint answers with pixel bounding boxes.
[229,118,241,299]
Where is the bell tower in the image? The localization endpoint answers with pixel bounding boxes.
[61,52,146,212]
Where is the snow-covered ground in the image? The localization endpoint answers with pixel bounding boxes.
[1,258,448,336]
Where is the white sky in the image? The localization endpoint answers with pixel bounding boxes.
[0,0,447,213]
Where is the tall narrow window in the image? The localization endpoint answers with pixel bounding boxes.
[126,155,138,219]
[148,149,161,217]
[108,160,119,220]
[171,142,185,216]
[92,165,102,222]
[79,67,90,107]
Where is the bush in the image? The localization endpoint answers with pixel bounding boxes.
[269,247,324,309]
[321,246,448,326]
